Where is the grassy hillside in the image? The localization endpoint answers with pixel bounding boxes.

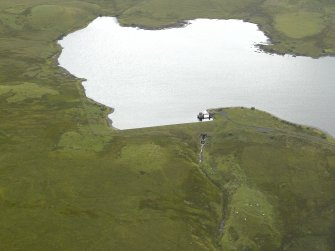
[1,0,335,250]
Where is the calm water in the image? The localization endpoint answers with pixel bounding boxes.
[58,17,335,134]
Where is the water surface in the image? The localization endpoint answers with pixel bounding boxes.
[58,17,335,134]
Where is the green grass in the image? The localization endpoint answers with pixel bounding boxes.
[0,82,58,103]
[275,12,326,39]
[221,186,281,251]
[28,5,91,31]
[1,0,335,250]
[204,108,335,251]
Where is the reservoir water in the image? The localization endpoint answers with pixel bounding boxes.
[58,17,335,134]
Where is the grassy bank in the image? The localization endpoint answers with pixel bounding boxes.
[1,0,335,250]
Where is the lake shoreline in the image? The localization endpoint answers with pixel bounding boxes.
[58,17,335,134]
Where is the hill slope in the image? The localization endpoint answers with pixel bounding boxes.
[1,0,335,250]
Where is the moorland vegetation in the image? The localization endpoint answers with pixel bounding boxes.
[1,0,335,250]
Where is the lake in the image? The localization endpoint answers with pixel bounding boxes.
[58,17,335,135]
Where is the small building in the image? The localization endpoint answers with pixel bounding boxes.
[197,110,214,121]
